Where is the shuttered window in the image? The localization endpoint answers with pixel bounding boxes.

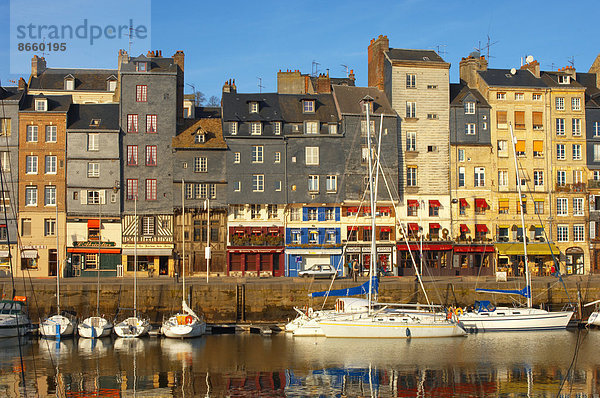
[514,111,525,129]
[497,111,507,129]
[532,112,543,130]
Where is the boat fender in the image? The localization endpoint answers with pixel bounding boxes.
[454,307,463,317]
[303,305,309,315]
[307,307,314,317]
[446,311,452,320]
[185,315,194,325]
[405,327,411,338]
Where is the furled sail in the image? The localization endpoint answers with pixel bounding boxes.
[309,276,378,298]
[475,286,531,298]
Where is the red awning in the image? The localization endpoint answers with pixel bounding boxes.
[429,200,441,207]
[380,226,392,232]
[407,200,419,207]
[363,226,372,230]
[347,207,358,212]
[459,198,468,207]
[235,229,245,234]
[363,207,371,213]
[460,224,469,232]
[476,224,489,232]
[397,243,453,251]
[348,226,358,231]
[252,230,263,234]
[475,198,488,209]
[453,245,495,253]
[88,219,100,229]
[408,223,419,231]
[379,207,391,213]
[268,228,280,233]
[429,223,441,229]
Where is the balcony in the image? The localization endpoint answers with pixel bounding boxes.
[555,183,586,193]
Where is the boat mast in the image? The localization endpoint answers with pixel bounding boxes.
[182,180,186,306]
[97,198,101,316]
[134,194,138,318]
[365,101,376,313]
[509,123,532,308]
[56,190,60,315]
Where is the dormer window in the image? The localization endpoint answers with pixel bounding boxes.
[464,102,475,114]
[303,100,315,113]
[64,75,75,91]
[35,99,47,112]
[107,76,117,92]
[136,62,147,72]
[558,75,570,84]
[195,131,205,143]
[89,119,101,127]
[249,102,259,113]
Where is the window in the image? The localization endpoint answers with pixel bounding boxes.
[556,118,565,135]
[573,225,585,242]
[108,80,116,91]
[498,200,509,214]
[307,208,317,221]
[496,111,507,129]
[558,75,570,84]
[516,140,526,157]
[146,115,157,133]
[555,97,565,110]
[26,125,38,142]
[250,204,261,219]
[429,201,439,217]
[361,120,375,135]
[127,114,138,133]
[325,208,335,221]
[305,121,319,134]
[291,230,301,244]
[43,185,56,206]
[557,144,565,160]
[557,198,568,215]
[44,219,56,236]
[229,122,237,135]
[233,152,240,163]
[574,170,583,184]
[427,113,438,120]
[595,144,600,162]
[595,171,600,181]
[406,102,416,118]
[0,152,9,172]
[557,170,566,186]
[146,145,157,166]
[267,204,278,219]
[126,179,138,200]
[25,186,37,206]
[87,190,100,205]
[303,100,315,113]
[533,170,544,186]
[474,167,485,187]
[45,125,57,142]
[498,170,508,188]
[573,198,584,216]
[249,102,259,113]
[250,122,262,135]
[136,62,147,72]
[458,149,465,162]
[533,93,542,101]
[230,205,243,219]
[26,156,37,174]
[275,180,282,191]
[497,140,508,157]
[308,175,319,192]
[497,92,506,100]
[572,144,582,161]
[21,218,31,237]
[305,147,319,165]
[87,162,99,177]
[88,133,99,151]
[35,99,47,111]
[326,175,337,192]
[145,179,157,200]
[464,102,475,114]
[458,167,465,187]
[514,111,525,129]
[533,140,544,157]
[572,97,581,111]
[233,181,241,192]
[210,184,216,199]
[406,73,416,88]
[407,166,417,186]
[534,200,544,215]
[328,124,337,135]
[572,119,581,136]
[274,122,281,135]
[194,157,207,173]
[252,174,264,192]
[252,146,263,163]
[427,84,438,89]
[308,229,319,244]
[136,85,147,102]
[0,119,10,136]
[406,132,416,151]
[532,111,543,130]
[142,216,155,235]
[515,93,524,101]
[290,208,301,221]
[465,123,476,135]
[127,145,138,166]
[557,225,568,242]
[274,152,281,163]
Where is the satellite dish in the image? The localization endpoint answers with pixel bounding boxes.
[510,68,517,75]
[526,55,534,64]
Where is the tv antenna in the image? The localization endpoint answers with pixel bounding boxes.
[474,35,498,61]
[567,56,575,68]
[311,60,320,77]
[257,77,264,93]
[341,64,349,77]
[432,44,447,58]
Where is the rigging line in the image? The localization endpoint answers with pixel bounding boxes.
[555,327,587,398]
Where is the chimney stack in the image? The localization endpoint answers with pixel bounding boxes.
[222,79,237,93]
[459,52,487,88]
[18,77,27,91]
[368,35,389,90]
[173,50,185,72]
[31,55,46,78]
[348,69,356,85]
[520,59,540,78]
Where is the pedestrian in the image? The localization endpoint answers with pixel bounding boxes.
[347,261,352,279]
[352,259,359,282]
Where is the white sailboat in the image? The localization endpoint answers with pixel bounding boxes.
[114,195,151,338]
[319,99,466,339]
[40,205,76,338]
[0,297,31,338]
[458,123,574,332]
[161,180,206,338]
[79,207,113,338]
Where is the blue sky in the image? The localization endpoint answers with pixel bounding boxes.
[1,0,598,99]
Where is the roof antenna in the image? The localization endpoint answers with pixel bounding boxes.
[311,60,320,77]
[341,64,349,77]
[474,35,498,62]
[568,56,575,68]
[432,44,447,58]
[257,77,264,93]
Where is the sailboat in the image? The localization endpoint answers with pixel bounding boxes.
[114,195,151,338]
[318,100,466,338]
[458,123,574,332]
[79,207,113,338]
[40,204,76,338]
[161,180,206,338]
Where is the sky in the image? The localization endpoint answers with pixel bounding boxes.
[1,0,598,100]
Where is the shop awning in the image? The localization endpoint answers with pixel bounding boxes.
[0,251,9,257]
[459,198,468,207]
[234,229,245,234]
[429,223,441,229]
[67,248,121,254]
[347,207,358,212]
[122,248,173,256]
[363,207,371,213]
[379,207,391,213]
[476,224,488,233]
[460,224,469,232]
[21,250,37,259]
[363,226,372,230]
[495,243,560,256]
[407,200,419,207]
[397,243,453,251]
[87,219,100,229]
[408,223,419,231]
[380,226,392,232]
[475,198,488,209]
[348,226,358,231]
[429,200,441,207]
[453,245,495,253]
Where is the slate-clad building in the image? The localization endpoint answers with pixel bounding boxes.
[65,104,121,276]
[119,50,184,277]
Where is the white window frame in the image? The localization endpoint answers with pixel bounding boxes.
[45,185,56,206]
[458,167,465,187]
[557,198,568,216]
[87,162,99,178]
[557,144,565,160]
[557,225,569,242]
[252,174,264,192]
[533,170,544,186]
[229,122,237,135]
[252,146,264,163]
[557,170,567,186]
[308,175,319,192]
[26,155,38,174]
[303,100,315,113]
[407,166,417,187]
[572,118,581,136]
[25,186,37,206]
[458,149,465,162]
[326,175,337,192]
[234,152,240,163]
[572,97,581,111]
[465,123,476,135]
[305,146,319,165]
[88,133,99,151]
[556,118,565,135]
[497,140,508,157]
[406,74,416,88]
[464,102,475,114]
[250,122,262,135]
[574,224,585,242]
[498,170,508,188]
[273,122,281,135]
[305,121,319,135]
[572,144,582,161]
[406,132,416,151]
[26,125,38,142]
[474,167,485,187]
[573,198,584,216]
[274,152,281,163]
[556,97,565,110]
[35,99,47,111]
[406,101,416,118]
[328,124,337,135]
[249,102,259,113]
[45,125,57,142]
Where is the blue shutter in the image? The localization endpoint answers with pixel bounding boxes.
[302,207,308,221]
[318,228,326,244]
[300,228,308,244]
[285,228,291,246]
[318,207,325,222]
[335,228,341,244]
[335,207,340,221]
[331,255,342,275]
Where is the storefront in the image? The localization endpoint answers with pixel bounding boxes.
[452,244,495,276]
[494,242,561,276]
[565,247,585,275]
[121,245,173,277]
[227,247,284,277]
[396,243,453,276]
[344,245,394,276]
[286,248,343,277]
[66,244,121,277]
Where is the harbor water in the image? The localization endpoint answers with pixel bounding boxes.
[0,330,600,397]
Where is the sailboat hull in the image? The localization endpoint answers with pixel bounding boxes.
[114,317,150,338]
[161,315,206,338]
[459,309,574,332]
[40,314,76,338]
[78,317,113,338]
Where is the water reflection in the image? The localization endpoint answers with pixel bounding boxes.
[0,331,597,396]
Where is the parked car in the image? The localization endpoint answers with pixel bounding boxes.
[299,264,337,279]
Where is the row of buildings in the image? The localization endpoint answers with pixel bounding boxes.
[2,35,600,278]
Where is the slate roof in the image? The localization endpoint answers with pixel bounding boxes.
[332,85,395,116]
[120,55,179,73]
[173,118,226,149]
[576,72,600,107]
[20,94,71,112]
[0,87,23,101]
[67,103,119,130]
[278,93,338,123]
[478,68,547,88]
[386,48,446,63]
[221,92,282,122]
[540,71,584,88]
[29,68,117,91]
[195,106,221,118]
[449,83,490,107]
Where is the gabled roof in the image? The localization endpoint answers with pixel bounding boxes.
[67,103,119,130]
[540,71,584,89]
[332,85,395,116]
[478,68,547,88]
[278,93,338,123]
[20,94,71,112]
[120,55,179,73]
[173,118,226,149]
[386,48,446,63]
[0,87,23,102]
[29,68,118,91]
[450,83,490,107]
[221,92,281,121]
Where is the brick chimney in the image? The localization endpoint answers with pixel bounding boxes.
[172,50,185,127]
[18,77,27,91]
[368,35,389,90]
[31,55,46,78]
[559,65,576,80]
[277,69,304,94]
[520,59,540,78]
[348,69,356,85]
[173,50,184,72]
[222,79,237,93]
[117,49,129,70]
[459,52,487,88]
[315,72,331,93]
